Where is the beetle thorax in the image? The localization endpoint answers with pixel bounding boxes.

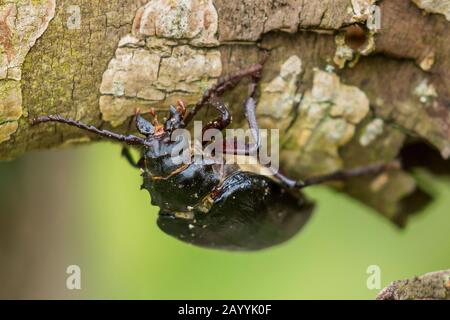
[142,137,188,178]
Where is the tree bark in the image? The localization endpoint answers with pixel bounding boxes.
[377,269,450,300]
[1,0,450,226]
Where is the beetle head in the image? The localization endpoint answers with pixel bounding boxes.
[135,101,186,137]
[136,102,189,177]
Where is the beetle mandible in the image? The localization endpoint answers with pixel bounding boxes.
[31,62,397,251]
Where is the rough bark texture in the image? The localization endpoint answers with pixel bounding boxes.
[1,0,450,227]
[377,269,450,300]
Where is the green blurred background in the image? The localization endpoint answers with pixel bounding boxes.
[0,142,449,299]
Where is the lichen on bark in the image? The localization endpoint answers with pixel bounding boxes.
[0,0,56,143]
[99,0,222,126]
[377,269,450,300]
[412,0,450,21]
[273,68,370,176]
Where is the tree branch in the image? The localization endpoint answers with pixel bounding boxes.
[1,0,449,225]
[377,270,450,300]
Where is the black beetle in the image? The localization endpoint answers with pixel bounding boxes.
[31,63,397,251]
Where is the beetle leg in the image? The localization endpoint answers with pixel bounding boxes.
[183,63,264,126]
[31,115,147,146]
[273,161,401,189]
[218,74,262,156]
[134,109,155,136]
[201,96,258,155]
[121,147,144,168]
[201,97,232,134]
[201,70,261,135]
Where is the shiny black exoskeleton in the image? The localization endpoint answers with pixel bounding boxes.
[31,63,395,251]
[137,118,314,250]
[156,170,314,250]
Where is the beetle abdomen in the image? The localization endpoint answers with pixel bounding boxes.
[157,171,315,251]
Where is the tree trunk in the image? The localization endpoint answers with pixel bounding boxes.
[1,0,449,227]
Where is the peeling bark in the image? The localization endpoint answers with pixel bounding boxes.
[412,0,450,21]
[0,0,449,227]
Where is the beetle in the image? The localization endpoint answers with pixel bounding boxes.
[31,62,397,251]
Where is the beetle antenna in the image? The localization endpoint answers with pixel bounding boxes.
[31,115,148,146]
